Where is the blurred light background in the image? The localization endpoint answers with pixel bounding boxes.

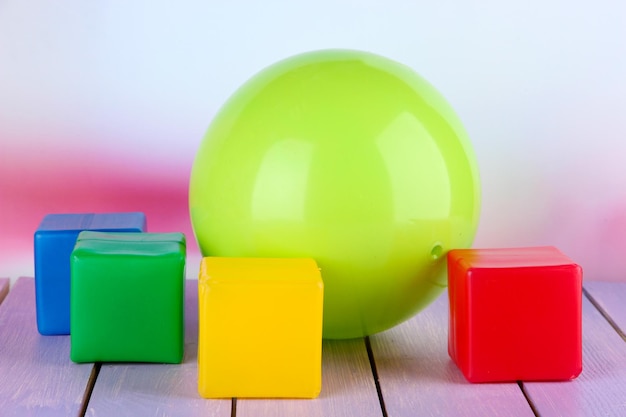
[1,1,625,281]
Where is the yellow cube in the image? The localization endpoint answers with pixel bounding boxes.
[198,257,324,398]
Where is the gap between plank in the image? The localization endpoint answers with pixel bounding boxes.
[583,287,626,342]
[78,362,101,417]
[231,397,237,417]
[364,336,388,417]
[517,381,540,417]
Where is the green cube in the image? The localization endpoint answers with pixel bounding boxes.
[70,231,186,363]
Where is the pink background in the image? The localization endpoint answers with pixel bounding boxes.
[1,1,625,281]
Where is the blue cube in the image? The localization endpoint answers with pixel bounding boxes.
[34,212,146,335]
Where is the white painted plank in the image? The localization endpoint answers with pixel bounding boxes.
[0,278,9,305]
[237,338,382,417]
[370,291,535,417]
[523,293,626,416]
[584,280,626,337]
[0,277,94,417]
[85,280,230,417]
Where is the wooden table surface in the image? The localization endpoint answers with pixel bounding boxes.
[1,277,625,417]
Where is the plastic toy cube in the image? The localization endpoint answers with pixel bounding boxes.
[448,246,582,383]
[34,212,146,335]
[198,257,324,398]
[70,231,186,363]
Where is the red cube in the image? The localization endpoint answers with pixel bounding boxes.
[447,246,582,383]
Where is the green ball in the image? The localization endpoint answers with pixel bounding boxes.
[189,49,480,339]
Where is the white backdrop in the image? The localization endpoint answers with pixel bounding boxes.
[1,1,625,280]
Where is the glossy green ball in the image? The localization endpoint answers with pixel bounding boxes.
[189,49,480,339]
